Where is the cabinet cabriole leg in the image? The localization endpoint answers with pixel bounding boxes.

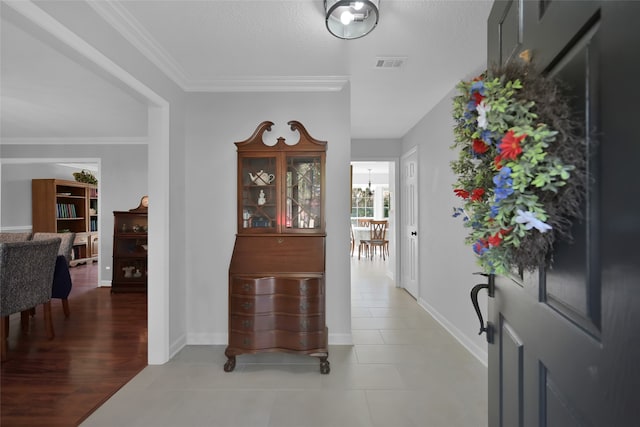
[224,356,236,372]
[319,356,330,374]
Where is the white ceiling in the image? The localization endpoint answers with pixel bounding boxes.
[0,0,492,140]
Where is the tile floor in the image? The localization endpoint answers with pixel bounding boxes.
[82,257,487,427]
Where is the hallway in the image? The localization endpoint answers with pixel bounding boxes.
[82,258,487,426]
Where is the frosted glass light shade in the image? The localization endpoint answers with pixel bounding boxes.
[325,0,380,40]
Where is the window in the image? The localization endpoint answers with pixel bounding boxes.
[351,187,374,218]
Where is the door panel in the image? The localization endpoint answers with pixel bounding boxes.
[401,148,418,298]
[499,318,524,427]
[488,0,522,66]
[487,1,640,426]
[543,20,601,337]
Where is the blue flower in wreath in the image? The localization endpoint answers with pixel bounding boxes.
[493,167,514,203]
[473,240,489,255]
[467,100,478,112]
[470,80,485,95]
[481,129,494,146]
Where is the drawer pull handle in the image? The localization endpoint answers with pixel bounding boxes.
[299,338,307,347]
[242,302,253,310]
[300,319,309,331]
[243,283,251,291]
[242,320,251,328]
[243,338,250,346]
[300,283,308,295]
[300,302,308,313]
[277,238,284,244]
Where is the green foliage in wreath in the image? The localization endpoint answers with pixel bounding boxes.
[451,62,585,274]
[73,169,98,185]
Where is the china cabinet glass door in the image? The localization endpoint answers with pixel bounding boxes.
[285,155,322,231]
[240,156,277,231]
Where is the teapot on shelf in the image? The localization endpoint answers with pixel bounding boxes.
[249,170,275,185]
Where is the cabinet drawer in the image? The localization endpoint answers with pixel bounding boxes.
[229,236,325,274]
[229,330,325,351]
[230,295,323,315]
[231,277,323,296]
[230,314,324,332]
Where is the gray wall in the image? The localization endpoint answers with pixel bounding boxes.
[1,162,93,230]
[185,89,352,345]
[0,144,147,286]
[352,138,402,159]
[32,0,188,362]
[402,87,488,363]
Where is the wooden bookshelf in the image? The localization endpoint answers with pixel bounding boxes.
[32,179,98,266]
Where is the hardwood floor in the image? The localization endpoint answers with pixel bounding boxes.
[1,263,147,427]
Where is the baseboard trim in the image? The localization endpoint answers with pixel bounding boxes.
[418,297,488,366]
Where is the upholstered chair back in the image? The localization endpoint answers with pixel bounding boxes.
[33,232,75,265]
[0,232,32,243]
[0,238,61,317]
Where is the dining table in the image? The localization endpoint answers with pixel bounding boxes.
[353,226,371,259]
[353,226,371,245]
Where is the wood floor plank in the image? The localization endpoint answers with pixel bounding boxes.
[1,263,147,427]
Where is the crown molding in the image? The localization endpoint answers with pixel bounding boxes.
[87,0,190,89]
[87,1,348,93]
[185,76,349,93]
[0,136,148,145]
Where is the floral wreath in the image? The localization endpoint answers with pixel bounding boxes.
[451,62,585,275]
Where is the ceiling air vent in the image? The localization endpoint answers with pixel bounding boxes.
[374,56,407,69]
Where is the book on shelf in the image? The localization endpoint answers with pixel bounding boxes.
[56,203,78,218]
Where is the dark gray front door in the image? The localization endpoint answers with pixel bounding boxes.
[487,1,640,425]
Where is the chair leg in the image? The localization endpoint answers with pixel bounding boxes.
[43,301,55,339]
[1,316,7,362]
[62,299,70,318]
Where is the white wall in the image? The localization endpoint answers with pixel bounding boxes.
[185,89,352,345]
[402,87,488,364]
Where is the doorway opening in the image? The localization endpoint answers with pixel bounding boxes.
[350,161,396,283]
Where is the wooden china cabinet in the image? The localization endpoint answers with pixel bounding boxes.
[225,121,329,374]
[111,197,148,293]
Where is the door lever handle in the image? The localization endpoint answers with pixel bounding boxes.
[470,273,495,343]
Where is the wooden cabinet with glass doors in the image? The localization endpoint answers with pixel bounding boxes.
[226,121,329,374]
[238,136,324,233]
[112,210,147,293]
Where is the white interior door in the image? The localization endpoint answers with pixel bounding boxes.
[401,148,418,298]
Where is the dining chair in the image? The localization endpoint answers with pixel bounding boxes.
[1,238,61,362]
[360,220,388,260]
[350,224,355,257]
[33,232,75,317]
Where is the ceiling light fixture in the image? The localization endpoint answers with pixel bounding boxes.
[325,0,380,40]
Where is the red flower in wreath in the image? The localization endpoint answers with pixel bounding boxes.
[488,228,511,247]
[472,91,484,105]
[454,188,470,199]
[471,188,485,201]
[472,139,489,154]
[499,130,527,160]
